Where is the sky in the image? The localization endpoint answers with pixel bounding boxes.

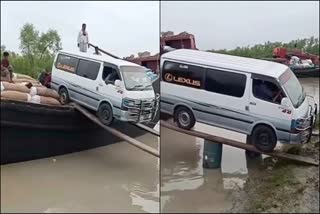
[1,1,159,58]
[1,1,319,56]
[161,1,319,50]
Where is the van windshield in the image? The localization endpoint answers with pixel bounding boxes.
[280,68,305,108]
[120,66,153,91]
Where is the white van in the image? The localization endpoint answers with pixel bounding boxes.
[160,49,317,152]
[51,50,159,125]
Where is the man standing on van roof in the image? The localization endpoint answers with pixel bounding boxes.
[77,23,89,53]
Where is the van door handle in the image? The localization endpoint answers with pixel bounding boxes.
[98,83,103,87]
[249,102,256,105]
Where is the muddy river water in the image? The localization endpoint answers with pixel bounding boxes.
[1,78,318,213]
[1,131,160,213]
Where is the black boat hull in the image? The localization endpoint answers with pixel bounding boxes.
[292,67,320,78]
[1,100,156,165]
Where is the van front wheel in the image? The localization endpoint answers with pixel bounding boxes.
[97,103,114,126]
[252,125,277,153]
[174,106,195,130]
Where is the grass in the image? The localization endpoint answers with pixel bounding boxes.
[245,165,302,213]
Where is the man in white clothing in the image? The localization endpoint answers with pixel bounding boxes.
[77,23,89,52]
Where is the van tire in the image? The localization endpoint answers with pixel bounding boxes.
[97,103,114,126]
[245,136,261,158]
[174,106,195,130]
[252,125,277,153]
[58,87,70,104]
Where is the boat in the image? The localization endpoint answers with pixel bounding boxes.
[290,66,320,78]
[1,53,160,164]
[1,99,157,165]
[270,47,320,78]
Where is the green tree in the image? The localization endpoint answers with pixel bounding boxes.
[1,45,6,54]
[15,23,62,77]
[207,37,319,59]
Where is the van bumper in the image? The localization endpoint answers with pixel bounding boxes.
[118,110,153,123]
[288,128,312,144]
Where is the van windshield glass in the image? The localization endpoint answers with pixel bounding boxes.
[280,69,305,108]
[121,66,153,91]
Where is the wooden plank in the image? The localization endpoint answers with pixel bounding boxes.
[132,122,160,137]
[161,120,318,166]
[72,103,159,158]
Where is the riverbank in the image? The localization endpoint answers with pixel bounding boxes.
[228,128,319,213]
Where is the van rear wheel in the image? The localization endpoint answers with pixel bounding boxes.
[252,125,277,153]
[58,87,70,104]
[174,106,195,130]
[97,103,114,126]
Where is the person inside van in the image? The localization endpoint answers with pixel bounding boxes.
[253,79,284,103]
[253,80,274,102]
[105,70,119,84]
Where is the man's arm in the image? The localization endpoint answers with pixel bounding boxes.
[87,32,89,48]
[77,31,81,47]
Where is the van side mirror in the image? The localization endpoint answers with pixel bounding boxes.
[281,97,291,107]
[115,80,123,88]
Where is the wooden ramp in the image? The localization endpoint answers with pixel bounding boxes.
[131,122,160,137]
[161,120,318,166]
[71,103,159,158]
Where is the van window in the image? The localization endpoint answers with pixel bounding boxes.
[121,66,153,91]
[252,79,285,104]
[162,61,204,89]
[205,69,246,98]
[280,69,304,108]
[76,59,100,80]
[102,66,120,84]
[55,54,79,73]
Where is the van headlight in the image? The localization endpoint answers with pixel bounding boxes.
[293,117,312,131]
[122,98,136,110]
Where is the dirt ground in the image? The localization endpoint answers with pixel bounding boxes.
[228,128,320,213]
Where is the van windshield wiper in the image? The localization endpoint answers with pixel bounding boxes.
[128,85,144,90]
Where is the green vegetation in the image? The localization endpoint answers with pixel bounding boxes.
[1,23,62,78]
[245,165,302,213]
[208,37,319,59]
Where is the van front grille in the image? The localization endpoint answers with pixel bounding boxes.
[125,96,159,122]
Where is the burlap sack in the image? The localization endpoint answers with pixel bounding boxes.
[2,82,31,93]
[34,87,59,99]
[1,91,31,102]
[40,96,61,106]
[32,83,45,88]
[13,78,39,84]
[13,73,36,81]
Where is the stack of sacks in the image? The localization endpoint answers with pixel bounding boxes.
[12,73,40,85]
[1,81,61,106]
